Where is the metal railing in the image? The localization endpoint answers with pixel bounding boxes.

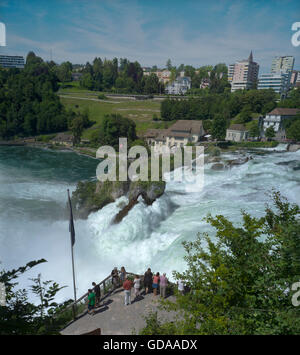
[54,271,143,320]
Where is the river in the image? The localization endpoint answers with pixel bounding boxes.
[0,144,299,303]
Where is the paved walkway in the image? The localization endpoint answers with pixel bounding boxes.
[60,288,177,335]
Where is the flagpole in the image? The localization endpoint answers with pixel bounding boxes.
[67,189,77,318]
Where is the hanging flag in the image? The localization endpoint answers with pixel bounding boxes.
[68,189,75,246]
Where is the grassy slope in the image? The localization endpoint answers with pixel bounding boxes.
[59,94,175,139]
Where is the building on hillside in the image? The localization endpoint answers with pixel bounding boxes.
[228,51,259,92]
[271,56,294,74]
[143,70,171,84]
[258,72,291,98]
[156,70,171,84]
[51,133,74,147]
[225,124,249,142]
[262,108,300,141]
[200,78,210,89]
[0,55,25,69]
[71,72,83,81]
[228,64,235,83]
[144,129,169,149]
[165,76,191,95]
[144,120,205,152]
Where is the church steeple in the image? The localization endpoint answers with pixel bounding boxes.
[248,50,253,62]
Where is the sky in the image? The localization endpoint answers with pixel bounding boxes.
[0,0,299,73]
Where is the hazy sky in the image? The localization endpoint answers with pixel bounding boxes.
[0,0,299,72]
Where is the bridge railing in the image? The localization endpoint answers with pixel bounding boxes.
[53,271,144,320]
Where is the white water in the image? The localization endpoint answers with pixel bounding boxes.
[1,146,300,304]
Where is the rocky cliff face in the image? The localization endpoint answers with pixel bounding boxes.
[71,179,166,222]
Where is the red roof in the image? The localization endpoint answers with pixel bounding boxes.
[267,108,300,116]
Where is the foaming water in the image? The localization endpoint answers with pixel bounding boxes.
[0,146,299,303]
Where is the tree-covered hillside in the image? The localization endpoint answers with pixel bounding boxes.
[0,52,75,139]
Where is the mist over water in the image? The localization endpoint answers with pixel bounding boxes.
[0,145,299,303]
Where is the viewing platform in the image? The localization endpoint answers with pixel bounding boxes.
[59,271,177,335]
[60,287,177,335]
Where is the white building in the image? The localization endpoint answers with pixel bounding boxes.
[258,72,291,98]
[165,76,191,95]
[144,120,204,153]
[0,55,25,68]
[271,56,294,74]
[225,124,249,142]
[263,108,300,140]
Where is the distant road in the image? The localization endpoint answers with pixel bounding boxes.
[59,92,191,100]
[58,94,121,104]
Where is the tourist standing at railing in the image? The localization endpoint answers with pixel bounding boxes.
[133,275,141,300]
[123,277,133,306]
[144,268,153,294]
[152,272,160,296]
[92,282,101,307]
[159,273,168,298]
[120,266,127,284]
[87,289,96,315]
[111,267,119,291]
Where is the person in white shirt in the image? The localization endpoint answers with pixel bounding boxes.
[133,275,141,299]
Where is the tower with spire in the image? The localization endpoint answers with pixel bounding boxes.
[228,51,259,92]
[248,50,253,62]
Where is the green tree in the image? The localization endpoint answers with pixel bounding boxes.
[98,114,137,150]
[141,192,300,335]
[166,59,172,71]
[0,259,72,334]
[0,52,70,139]
[143,73,161,94]
[80,73,94,90]
[55,62,72,83]
[239,108,252,123]
[286,119,300,141]
[211,114,227,140]
[265,126,276,140]
[70,116,84,145]
[249,121,260,138]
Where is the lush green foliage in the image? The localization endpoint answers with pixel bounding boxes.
[248,120,260,138]
[0,259,73,334]
[286,120,300,141]
[160,89,277,127]
[0,52,71,139]
[265,126,276,139]
[0,52,85,140]
[78,57,164,94]
[284,113,300,142]
[277,88,300,109]
[92,114,137,151]
[141,192,300,335]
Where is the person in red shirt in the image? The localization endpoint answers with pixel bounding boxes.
[152,272,160,296]
[123,278,133,306]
